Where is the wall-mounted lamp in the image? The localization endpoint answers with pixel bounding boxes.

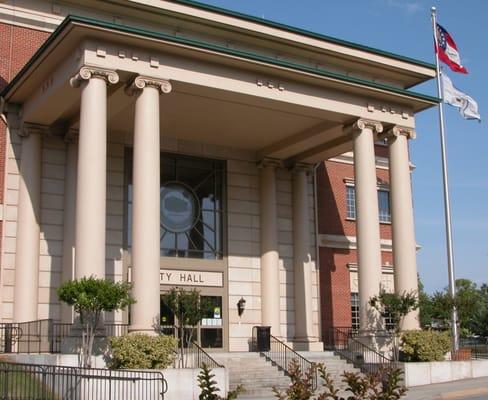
[237,297,246,317]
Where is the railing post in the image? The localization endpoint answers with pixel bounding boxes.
[4,324,13,353]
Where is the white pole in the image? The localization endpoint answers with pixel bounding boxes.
[431,6,459,352]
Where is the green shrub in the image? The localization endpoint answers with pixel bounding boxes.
[400,330,451,362]
[108,334,177,369]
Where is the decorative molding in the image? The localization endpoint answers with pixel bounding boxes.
[328,152,390,170]
[64,129,79,144]
[381,125,416,141]
[318,234,421,252]
[257,157,282,170]
[125,76,172,96]
[318,234,393,252]
[291,162,314,174]
[19,122,51,138]
[344,118,383,137]
[69,66,120,88]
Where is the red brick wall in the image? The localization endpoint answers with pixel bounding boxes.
[318,146,394,336]
[0,23,49,263]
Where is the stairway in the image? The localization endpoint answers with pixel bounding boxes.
[211,351,361,399]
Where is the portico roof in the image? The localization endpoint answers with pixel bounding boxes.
[1,13,439,163]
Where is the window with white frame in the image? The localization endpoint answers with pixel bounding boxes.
[345,185,391,223]
[351,292,359,332]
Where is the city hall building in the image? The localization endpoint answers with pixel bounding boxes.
[0,0,437,351]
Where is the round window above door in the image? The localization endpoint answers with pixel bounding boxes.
[160,182,200,233]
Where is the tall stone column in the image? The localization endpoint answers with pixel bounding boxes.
[292,165,315,343]
[127,76,172,334]
[349,119,383,332]
[60,131,78,323]
[387,126,420,330]
[70,66,119,279]
[259,159,281,336]
[13,125,43,322]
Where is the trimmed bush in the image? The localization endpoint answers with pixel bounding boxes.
[108,334,177,369]
[400,330,451,362]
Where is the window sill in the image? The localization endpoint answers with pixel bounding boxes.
[345,218,391,225]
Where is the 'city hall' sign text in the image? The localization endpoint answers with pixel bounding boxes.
[159,269,223,287]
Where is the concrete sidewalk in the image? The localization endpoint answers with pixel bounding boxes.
[405,377,488,400]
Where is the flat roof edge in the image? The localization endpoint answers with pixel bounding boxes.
[1,15,441,107]
[169,0,436,71]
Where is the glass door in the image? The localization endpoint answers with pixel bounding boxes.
[160,294,223,349]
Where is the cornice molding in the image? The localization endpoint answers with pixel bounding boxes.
[69,66,120,88]
[125,76,172,96]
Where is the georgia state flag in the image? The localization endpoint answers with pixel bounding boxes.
[436,23,468,74]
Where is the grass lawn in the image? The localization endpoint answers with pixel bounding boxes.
[0,366,57,399]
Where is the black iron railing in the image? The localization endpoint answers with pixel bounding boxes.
[327,327,394,374]
[251,327,317,389]
[0,320,130,354]
[0,324,21,354]
[185,341,223,369]
[459,337,488,359]
[0,361,167,399]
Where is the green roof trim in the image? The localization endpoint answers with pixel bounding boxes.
[1,15,440,105]
[170,0,436,70]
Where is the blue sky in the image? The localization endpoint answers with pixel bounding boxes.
[194,0,487,293]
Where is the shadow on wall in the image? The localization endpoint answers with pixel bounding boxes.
[316,162,351,338]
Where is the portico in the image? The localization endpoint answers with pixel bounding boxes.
[1,12,436,350]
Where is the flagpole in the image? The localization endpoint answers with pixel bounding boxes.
[431,6,459,352]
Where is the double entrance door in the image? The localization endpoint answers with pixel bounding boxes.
[160,290,225,350]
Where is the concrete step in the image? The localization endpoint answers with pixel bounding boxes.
[210,351,362,399]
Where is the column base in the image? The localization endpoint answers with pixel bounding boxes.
[128,326,159,336]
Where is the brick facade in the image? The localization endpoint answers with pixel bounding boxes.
[317,147,395,337]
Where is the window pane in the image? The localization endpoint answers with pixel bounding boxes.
[378,190,391,223]
[346,186,356,219]
[351,293,359,332]
[201,329,223,348]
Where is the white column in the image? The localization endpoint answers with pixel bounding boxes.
[70,67,119,280]
[387,126,420,330]
[13,125,42,322]
[259,159,281,336]
[60,132,78,323]
[292,165,315,342]
[127,76,172,334]
[350,119,383,332]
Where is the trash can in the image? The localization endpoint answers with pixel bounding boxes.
[255,326,271,352]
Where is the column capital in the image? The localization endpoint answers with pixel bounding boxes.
[19,122,50,138]
[257,157,282,170]
[344,118,383,137]
[291,162,314,175]
[382,125,416,141]
[70,66,120,88]
[125,75,172,96]
[64,128,79,144]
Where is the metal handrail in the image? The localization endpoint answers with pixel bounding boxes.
[252,327,317,389]
[187,340,224,369]
[0,360,167,399]
[329,327,394,374]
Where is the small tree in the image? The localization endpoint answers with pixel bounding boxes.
[161,287,211,367]
[57,277,135,368]
[369,290,419,360]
